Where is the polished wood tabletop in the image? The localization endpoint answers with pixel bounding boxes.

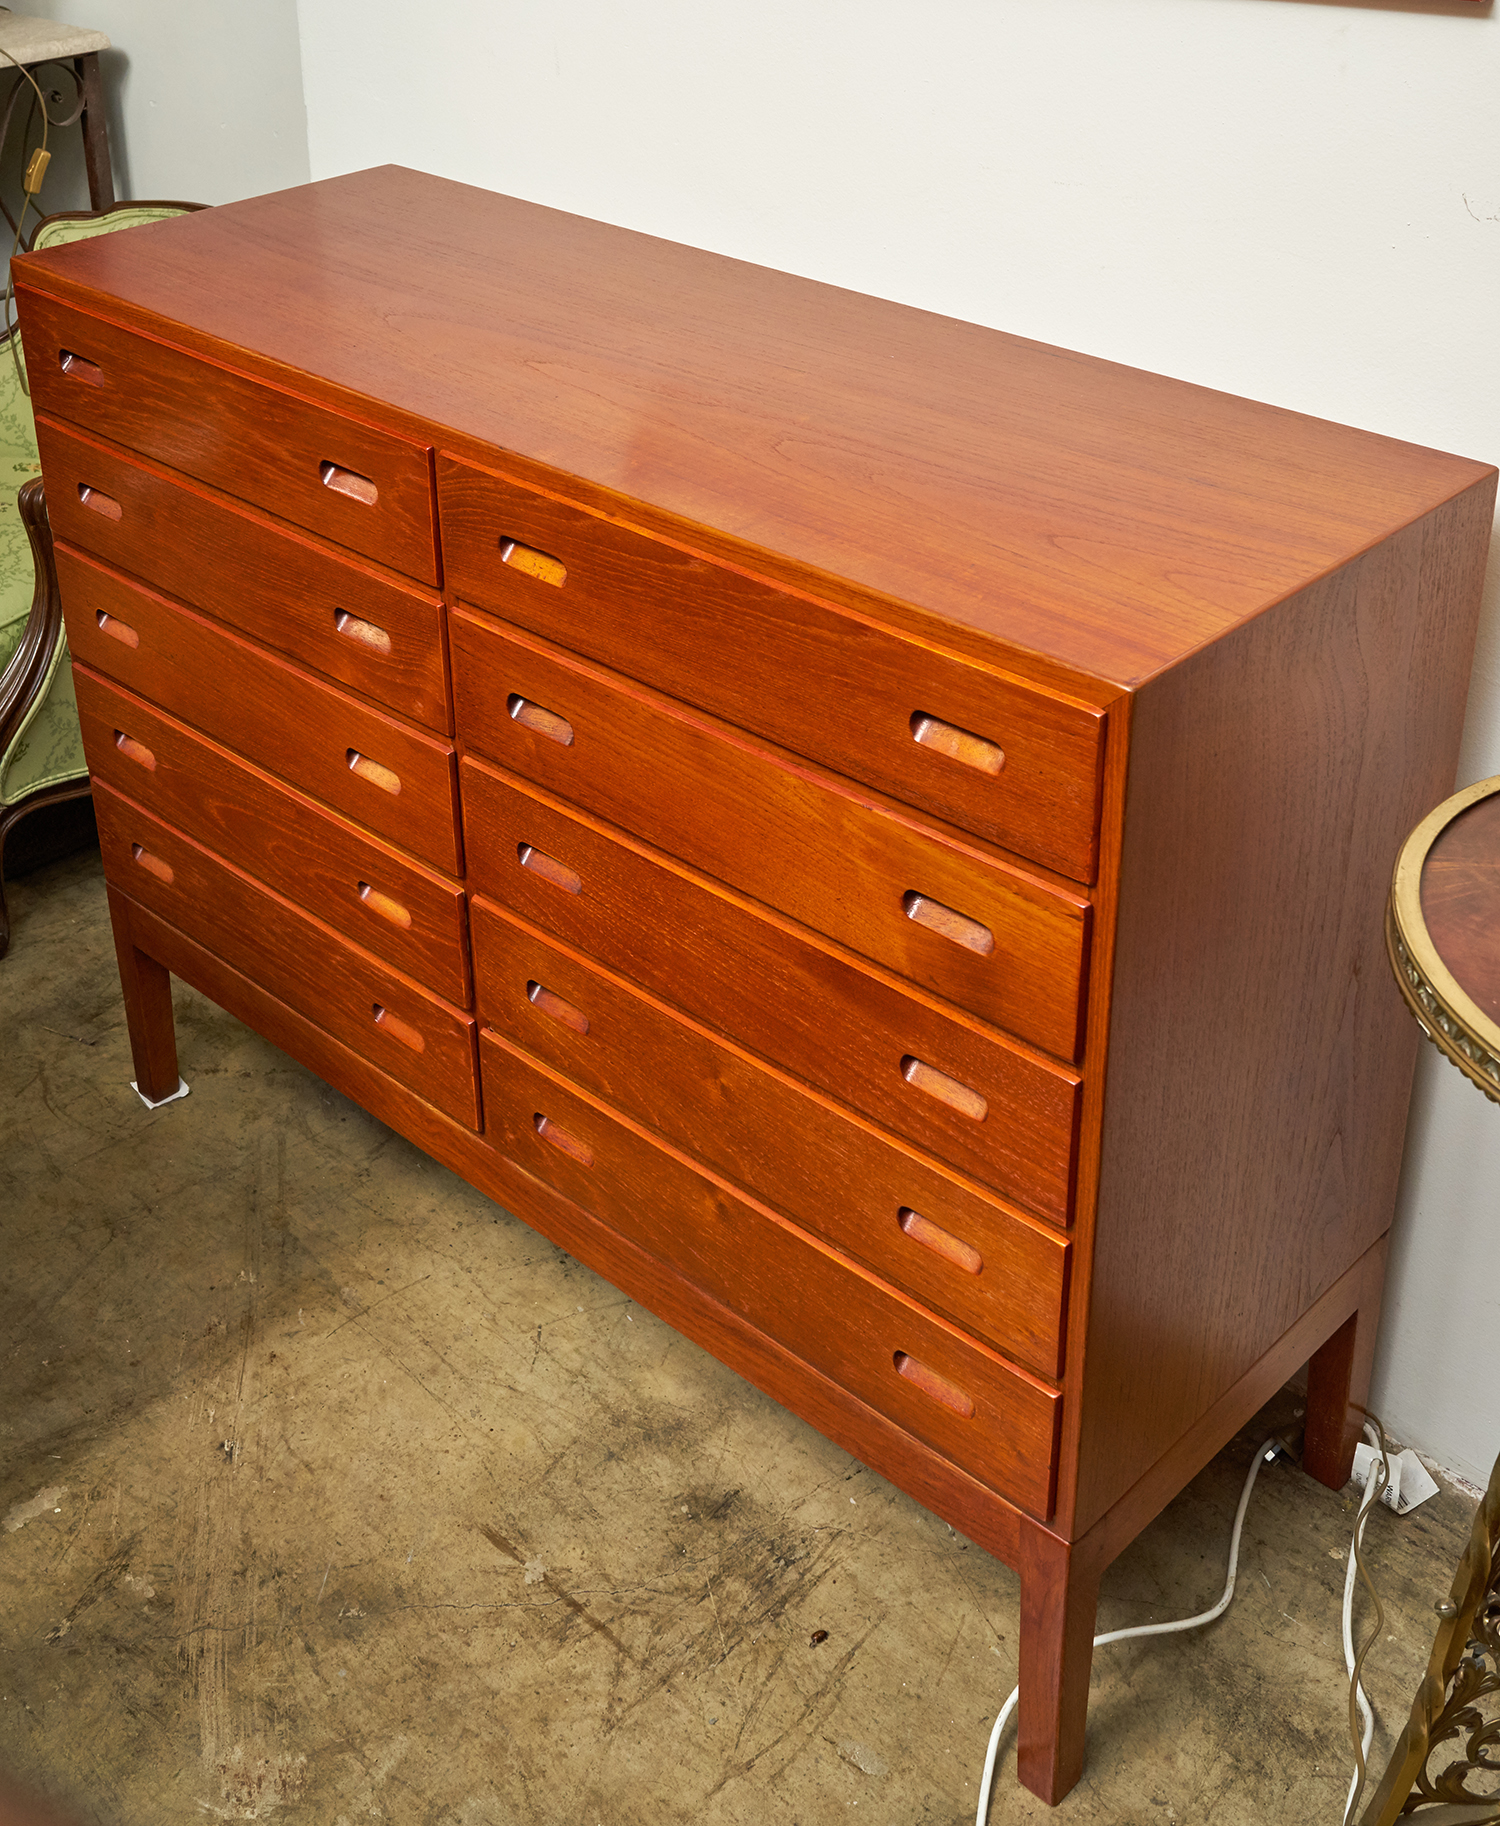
[18,165,1492,692]
[1388,776,1500,1101]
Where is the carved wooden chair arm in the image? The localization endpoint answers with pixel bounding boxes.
[0,478,62,760]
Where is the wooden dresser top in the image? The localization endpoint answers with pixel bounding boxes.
[17,164,1494,690]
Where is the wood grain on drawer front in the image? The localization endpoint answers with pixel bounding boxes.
[38,418,450,732]
[439,454,1104,882]
[452,610,1089,1061]
[482,1030,1060,1515]
[94,783,479,1127]
[60,544,461,876]
[471,896,1067,1377]
[462,756,1079,1224]
[18,289,438,582]
[76,668,471,1007]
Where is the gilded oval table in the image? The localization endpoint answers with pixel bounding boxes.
[1363,780,1500,1825]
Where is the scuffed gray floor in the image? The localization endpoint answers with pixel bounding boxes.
[0,847,1476,1824]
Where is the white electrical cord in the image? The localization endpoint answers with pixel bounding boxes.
[973,1437,1284,1826]
[974,1425,1397,1825]
[1341,1423,1389,1826]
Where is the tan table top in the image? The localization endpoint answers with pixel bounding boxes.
[0,17,108,62]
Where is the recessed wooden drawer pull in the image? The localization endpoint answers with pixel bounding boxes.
[527,979,590,1035]
[59,348,104,386]
[893,1351,975,1418]
[95,609,138,648]
[897,1207,984,1276]
[320,461,379,506]
[534,1112,594,1166]
[902,890,995,957]
[130,841,173,884]
[334,609,393,655]
[910,712,1005,777]
[371,1002,425,1052]
[114,730,156,771]
[507,693,575,746]
[346,749,401,794]
[78,483,122,521]
[498,538,566,587]
[901,1055,988,1122]
[358,882,412,929]
[517,842,582,895]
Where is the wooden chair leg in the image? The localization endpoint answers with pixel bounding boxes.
[1017,1519,1104,1804]
[1303,1239,1388,1490]
[74,51,115,210]
[106,884,178,1103]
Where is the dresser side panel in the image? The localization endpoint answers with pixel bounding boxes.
[1072,475,1494,1537]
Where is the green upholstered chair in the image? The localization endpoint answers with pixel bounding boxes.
[0,199,202,957]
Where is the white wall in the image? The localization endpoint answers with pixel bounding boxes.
[318,0,1500,1484]
[11,0,308,210]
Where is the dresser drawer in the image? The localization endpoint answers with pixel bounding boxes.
[439,454,1104,882]
[77,668,471,1007]
[19,289,438,582]
[60,544,461,876]
[482,1031,1060,1515]
[472,897,1066,1377]
[94,783,479,1127]
[452,611,1089,1061]
[38,418,450,733]
[462,756,1079,1223]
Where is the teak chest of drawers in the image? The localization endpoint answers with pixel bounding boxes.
[17,166,1495,1803]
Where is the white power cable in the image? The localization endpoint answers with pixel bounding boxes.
[1341,1422,1389,1826]
[974,1425,1397,1826]
[973,1437,1284,1826]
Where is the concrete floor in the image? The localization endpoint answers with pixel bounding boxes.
[0,842,1477,1825]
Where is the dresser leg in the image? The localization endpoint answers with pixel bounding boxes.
[1017,1519,1102,1804]
[1302,1239,1388,1490]
[107,886,180,1105]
